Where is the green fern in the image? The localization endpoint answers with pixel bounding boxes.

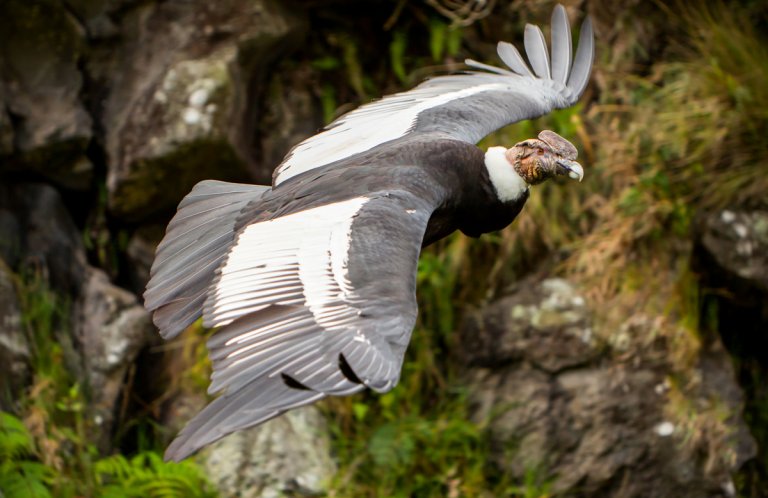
[0,461,54,498]
[0,413,33,462]
[0,412,53,498]
[95,452,217,498]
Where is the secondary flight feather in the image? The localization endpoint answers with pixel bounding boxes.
[144,4,594,461]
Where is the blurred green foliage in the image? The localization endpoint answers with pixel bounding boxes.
[0,409,215,498]
[0,412,53,498]
[1,275,216,498]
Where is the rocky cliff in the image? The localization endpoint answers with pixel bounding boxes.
[1,0,766,496]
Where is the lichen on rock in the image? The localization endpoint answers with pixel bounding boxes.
[459,277,755,497]
[101,0,305,222]
[699,210,768,292]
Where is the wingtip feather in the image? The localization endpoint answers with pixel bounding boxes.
[498,4,593,95]
[566,15,594,98]
[524,23,551,79]
[497,41,534,77]
[464,58,514,75]
[550,4,572,84]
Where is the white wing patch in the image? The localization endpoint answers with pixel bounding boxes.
[204,197,370,329]
[273,81,515,186]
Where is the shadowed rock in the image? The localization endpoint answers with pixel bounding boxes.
[0,261,30,411]
[0,183,87,294]
[696,209,768,490]
[0,0,93,190]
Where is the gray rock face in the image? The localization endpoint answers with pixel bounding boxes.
[203,407,337,498]
[74,267,155,452]
[699,210,768,293]
[0,0,93,190]
[461,278,596,372]
[460,278,754,498]
[64,0,139,39]
[97,0,305,221]
[0,262,30,411]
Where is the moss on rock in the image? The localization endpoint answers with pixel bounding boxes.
[109,138,248,222]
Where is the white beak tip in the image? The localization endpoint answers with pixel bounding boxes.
[557,159,584,182]
[568,170,584,182]
[567,163,584,182]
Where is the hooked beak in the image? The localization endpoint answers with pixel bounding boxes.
[556,159,584,182]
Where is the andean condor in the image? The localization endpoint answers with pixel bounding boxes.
[144,4,594,461]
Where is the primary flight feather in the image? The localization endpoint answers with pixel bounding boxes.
[144,4,594,461]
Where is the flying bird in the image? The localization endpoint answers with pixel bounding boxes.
[144,4,594,461]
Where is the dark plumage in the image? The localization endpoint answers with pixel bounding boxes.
[144,4,594,461]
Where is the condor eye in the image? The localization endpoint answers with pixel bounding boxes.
[537,149,545,156]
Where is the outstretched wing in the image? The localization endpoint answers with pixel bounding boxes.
[144,180,270,339]
[163,190,435,461]
[272,5,594,186]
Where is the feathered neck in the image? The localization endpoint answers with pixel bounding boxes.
[483,146,529,203]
